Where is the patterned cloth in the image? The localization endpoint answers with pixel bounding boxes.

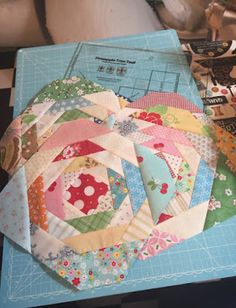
[0,75,235,290]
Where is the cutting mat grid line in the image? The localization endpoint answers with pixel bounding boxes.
[3,217,236,304]
[1,30,236,308]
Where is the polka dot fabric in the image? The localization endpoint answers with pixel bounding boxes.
[66,173,108,214]
[0,76,235,291]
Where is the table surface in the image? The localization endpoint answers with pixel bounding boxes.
[1,30,236,308]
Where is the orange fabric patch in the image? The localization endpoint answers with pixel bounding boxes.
[215,125,236,170]
[28,175,48,231]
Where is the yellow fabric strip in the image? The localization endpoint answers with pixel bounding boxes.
[62,224,128,253]
[165,107,204,135]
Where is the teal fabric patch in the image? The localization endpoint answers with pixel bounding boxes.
[134,144,176,223]
[107,168,128,209]
[43,238,143,290]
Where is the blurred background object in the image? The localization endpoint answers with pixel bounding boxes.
[1,0,236,48]
[0,0,163,48]
[45,0,163,43]
[151,0,236,41]
[153,0,211,40]
[0,0,46,48]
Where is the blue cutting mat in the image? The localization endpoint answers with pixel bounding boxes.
[1,217,236,308]
[1,30,236,308]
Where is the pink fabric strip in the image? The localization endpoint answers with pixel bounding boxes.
[138,229,183,260]
[41,119,111,150]
[53,140,104,162]
[141,125,192,146]
[129,92,202,113]
[142,137,182,157]
[45,177,64,220]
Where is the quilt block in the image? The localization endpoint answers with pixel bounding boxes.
[0,77,235,290]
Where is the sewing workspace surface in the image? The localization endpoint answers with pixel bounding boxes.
[1,30,236,308]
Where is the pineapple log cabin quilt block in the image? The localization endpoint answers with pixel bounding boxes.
[0,76,235,290]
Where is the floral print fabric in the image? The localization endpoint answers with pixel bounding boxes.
[204,153,236,229]
[0,75,235,291]
[138,229,183,260]
[45,241,142,290]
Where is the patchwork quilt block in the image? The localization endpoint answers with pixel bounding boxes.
[0,76,236,290]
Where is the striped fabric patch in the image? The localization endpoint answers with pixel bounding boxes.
[121,201,154,242]
[47,211,80,240]
[164,191,192,216]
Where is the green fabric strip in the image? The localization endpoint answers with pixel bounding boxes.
[204,153,236,230]
[66,210,115,233]
[55,109,90,123]
[33,77,105,104]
